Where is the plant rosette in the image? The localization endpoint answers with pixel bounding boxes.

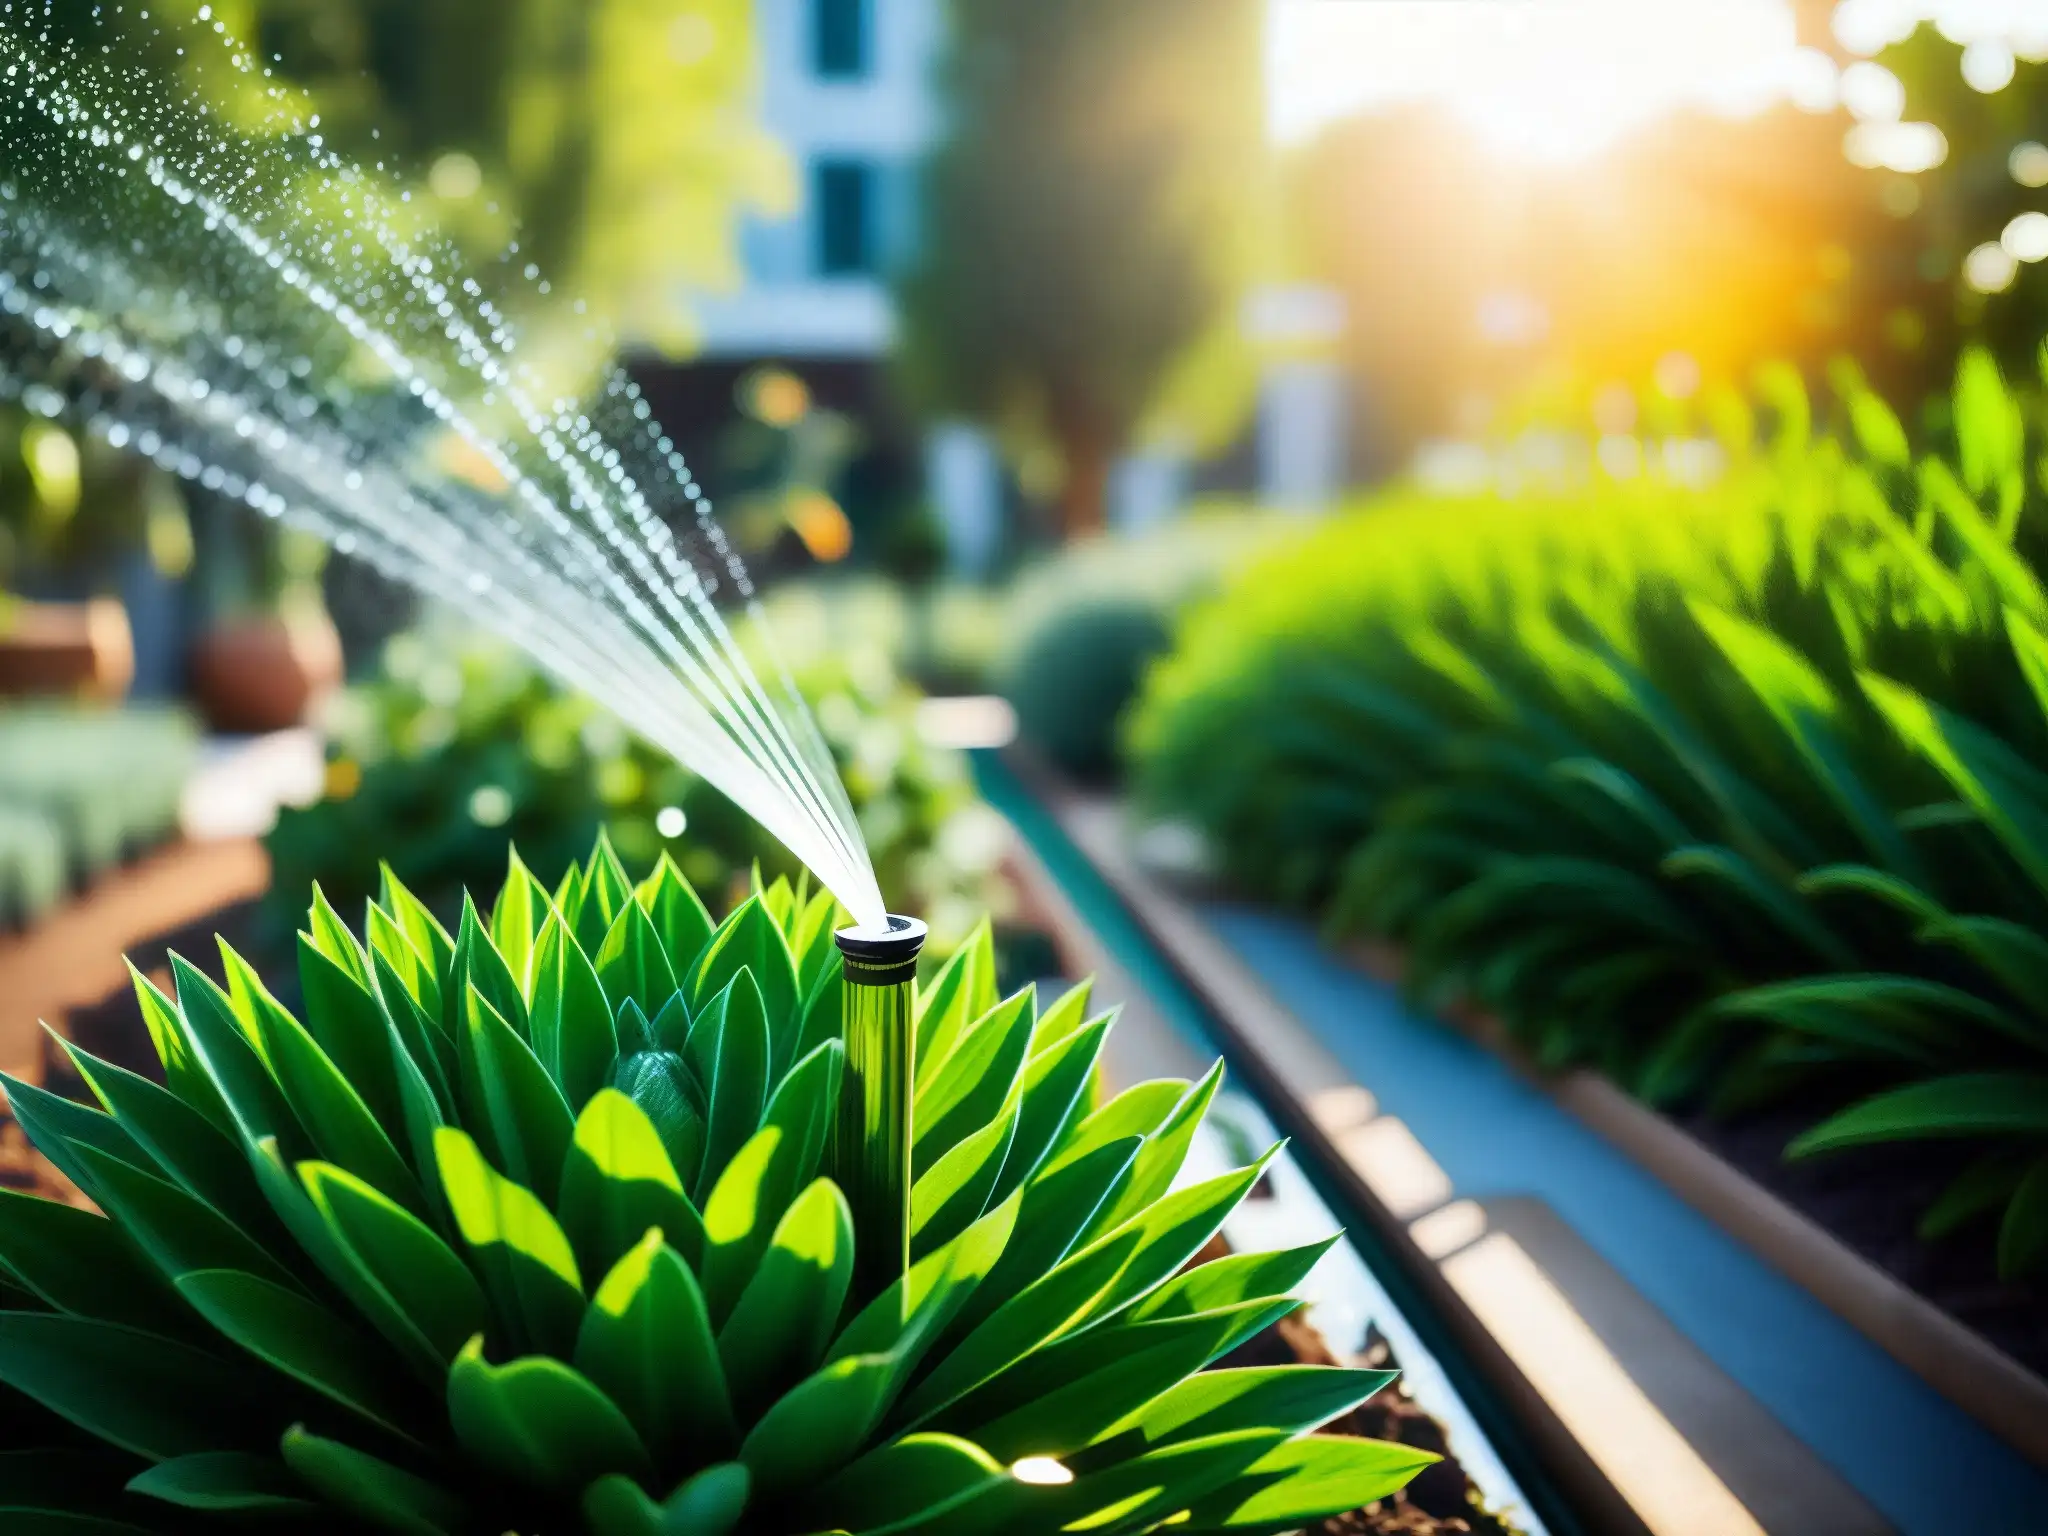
[0,833,1432,1534]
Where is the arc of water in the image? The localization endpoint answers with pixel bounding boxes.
[0,17,888,925]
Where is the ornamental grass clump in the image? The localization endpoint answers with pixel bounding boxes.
[1133,348,2048,1278]
[0,834,1431,1533]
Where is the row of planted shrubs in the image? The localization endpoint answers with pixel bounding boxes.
[1132,348,2048,1281]
[0,703,196,925]
[269,602,1008,953]
[0,834,1431,1531]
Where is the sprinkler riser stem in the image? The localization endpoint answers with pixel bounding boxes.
[834,915,927,1303]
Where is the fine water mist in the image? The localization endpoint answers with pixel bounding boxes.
[0,2,886,927]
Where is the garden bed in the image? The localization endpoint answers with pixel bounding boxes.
[1671,1101,2046,1381]
[1339,937,2048,1457]
[987,747,2048,1532]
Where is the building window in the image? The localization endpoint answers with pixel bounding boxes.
[815,158,874,276]
[812,0,869,79]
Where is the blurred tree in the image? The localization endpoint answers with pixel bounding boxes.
[1870,30,2048,395]
[215,0,787,372]
[897,0,1263,539]
[1285,5,2048,470]
[1287,101,1928,470]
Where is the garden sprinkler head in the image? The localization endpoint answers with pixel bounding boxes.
[834,914,927,1302]
[834,913,928,985]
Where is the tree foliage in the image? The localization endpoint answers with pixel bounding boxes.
[897,0,1263,538]
[175,0,785,370]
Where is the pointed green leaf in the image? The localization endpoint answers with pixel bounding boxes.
[164,954,306,1158]
[577,831,637,956]
[1789,1074,2048,1154]
[598,897,681,1024]
[739,1351,894,1496]
[1027,978,1096,1059]
[0,1189,189,1336]
[0,1313,277,1459]
[795,955,845,1065]
[435,1128,585,1357]
[124,963,232,1136]
[560,1089,708,1278]
[809,1433,1014,1536]
[912,1104,1017,1261]
[1177,1432,1440,1533]
[792,888,842,996]
[127,1450,317,1514]
[224,946,419,1212]
[911,928,986,1081]
[639,852,716,980]
[1080,1365,1396,1469]
[458,983,576,1206]
[367,899,442,1022]
[491,848,551,997]
[174,1269,416,1439]
[913,989,1035,1178]
[719,1179,855,1420]
[295,937,406,1132]
[281,1426,463,1536]
[686,971,772,1200]
[1131,1238,1339,1323]
[448,1336,651,1493]
[530,907,619,1114]
[954,1303,1301,1461]
[450,894,530,1041]
[380,866,455,985]
[1088,1061,1224,1237]
[301,1160,487,1369]
[991,1013,1114,1205]
[1045,1079,1188,1176]
[574,1229,737,1470]
[58,1040,285,1251]
[690,898,801,1079]
[1032,1427,1289,1534]
[370,947,456,1114]
[70,1143,299,1292]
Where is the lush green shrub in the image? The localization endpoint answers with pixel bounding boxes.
[997,512,1282,781]
[1002,600,1172,782]
[270,623,1007,951]
[1133,350,2048,1277]
[0,835,1431,1532]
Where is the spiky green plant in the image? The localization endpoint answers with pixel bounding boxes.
[0,835,1431,1533]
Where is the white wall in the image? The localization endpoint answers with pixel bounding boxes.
[697,0,943,358]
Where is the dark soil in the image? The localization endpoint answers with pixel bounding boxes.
[1342,939,2048,1389]
[1220,1270,1521,1536]
[5,899,284,1202]
[1674,1096,2048,1383]
[54,897,286,1091]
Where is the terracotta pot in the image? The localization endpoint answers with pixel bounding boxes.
[188,609,343,733]
[0,598,134,701]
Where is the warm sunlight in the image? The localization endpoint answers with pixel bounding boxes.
[1268,0,1812,161]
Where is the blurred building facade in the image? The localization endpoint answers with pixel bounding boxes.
[645,0,1345,575]
[692,0,938,359]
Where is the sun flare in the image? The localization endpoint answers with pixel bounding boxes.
[1269,0,1809,162]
